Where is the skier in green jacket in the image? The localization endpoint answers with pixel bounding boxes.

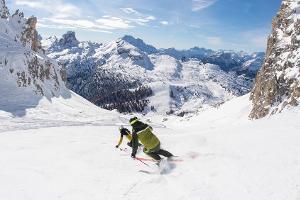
[129,117,173,161]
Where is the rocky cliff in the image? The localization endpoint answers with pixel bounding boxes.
[0,0,66,100]
[0,0,9,19]
[250,0,300,119]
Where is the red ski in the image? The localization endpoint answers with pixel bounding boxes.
[135,156,183,163]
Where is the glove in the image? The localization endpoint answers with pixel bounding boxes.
[127,142,132,147]
[131,153,136,158]
[115,145,119,148]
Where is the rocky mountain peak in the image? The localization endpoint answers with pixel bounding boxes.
[58,31,79,48]
[21,16,43,53]
[249,0,300,119]
[0,0,67,99]
[0,0,9,19]
[120,35,158,54]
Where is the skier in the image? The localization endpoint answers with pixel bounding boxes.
[129,117,173,161]
[115,126,141,149]
[115,126,133,148]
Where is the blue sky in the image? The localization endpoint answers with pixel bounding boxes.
[6,0,282,52]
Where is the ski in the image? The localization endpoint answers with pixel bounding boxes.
[135,156,183,163]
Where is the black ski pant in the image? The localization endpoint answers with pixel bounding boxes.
[144,143,173,161]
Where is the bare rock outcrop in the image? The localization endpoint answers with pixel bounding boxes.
[250,0,300,119]
[21,17,43,53]
[0,0,67,98]
[58,31,79,48]
[0,0,9,19]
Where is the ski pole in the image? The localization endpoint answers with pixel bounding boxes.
[119,148,149,166]
[134,157,150,166]
[119,148,128,152]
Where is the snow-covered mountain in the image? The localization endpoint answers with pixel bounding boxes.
[0,0,121,124]
[0,1,79,118]
[250,0,300,119]
[43,32,262,116]
[122,35,158,54]
[159,47,264,77]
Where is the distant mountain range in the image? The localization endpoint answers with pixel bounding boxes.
[42,31,265,116]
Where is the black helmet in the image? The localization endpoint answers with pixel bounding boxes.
[129,117,138,125]
[119,125,124,131]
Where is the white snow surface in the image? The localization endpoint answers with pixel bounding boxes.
[1,93,300,200]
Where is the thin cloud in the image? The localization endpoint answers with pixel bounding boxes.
[15,0,81,18]
[242,28,270,49]
[133,15,156,24]
[121,7,156,26]
[16,0,134,31]
[42,16,133,31]
[192,0,218,11]
[121,7,140,15]
[37,22,113,33]
[96,16,133,29]
[160,21,169,25]
[15,1,156,31]
[207,36,223,46]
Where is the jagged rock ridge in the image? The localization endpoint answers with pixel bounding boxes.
[0,0,66,100]
[0,0,9,19]
[122,35,158,54]
[250,0,300,119]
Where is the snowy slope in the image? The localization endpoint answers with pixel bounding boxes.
[0,89,120,132]
[1,94,300,200]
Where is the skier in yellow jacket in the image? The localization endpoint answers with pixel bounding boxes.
[129,117,173,161]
